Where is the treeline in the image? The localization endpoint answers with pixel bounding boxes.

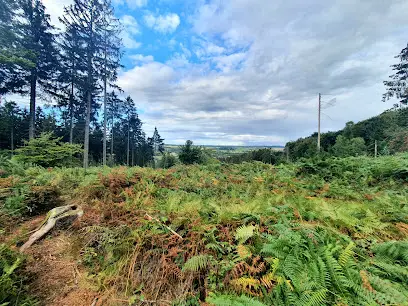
[0,0,164,167]
[286,107,408,160]
[221,107,407,165]
[0,101,166,166]
[219,149,286,165]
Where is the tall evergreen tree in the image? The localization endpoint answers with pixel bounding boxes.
[107,90,124,164]
[57,22,87,144]
[383,43,408,107]
[99,4,123,166]
[151,127,165,154]
[0,0,33,94]
[61,0,119,168]
[20,0,59,139]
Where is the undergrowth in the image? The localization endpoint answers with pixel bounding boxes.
[1,154,407,305]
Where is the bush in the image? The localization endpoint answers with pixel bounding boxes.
[157,152,178,168]
[0,244,37,305]
[332,135,367,157]
[178,140,203,165]
[14,133,82,167]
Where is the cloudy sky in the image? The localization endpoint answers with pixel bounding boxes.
[20,0,408,145]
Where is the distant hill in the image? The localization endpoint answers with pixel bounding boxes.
[286,107,408,160]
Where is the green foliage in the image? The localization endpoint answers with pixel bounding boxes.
[235,225,256,244]
[178,140,203,165]
[332,135,367,157]
[183,255,214,272]
[287,107,408,160]
[14,132,82,167]
[157,152,178,169]
[1,154,408,304]
[220,148,286,165]
[0,244,37,305]
[207,294,268,306]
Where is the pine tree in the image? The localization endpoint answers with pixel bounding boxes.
[0,0,33,94]
[107,90,124,165]
[123,96,141,166]
[61,0,120,168]
[20,0,59,140]
[383,43,408,106]
[99,3,122,166]
[57,21,87,144]
[152,127,165,154]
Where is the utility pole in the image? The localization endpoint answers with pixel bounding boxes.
[317,93,321,152]
[375,140,378,158]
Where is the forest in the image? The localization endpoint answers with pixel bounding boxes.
[1,0,408,306]
[0,0,165,168]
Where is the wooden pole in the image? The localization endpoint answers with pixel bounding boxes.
[375,140,378,158]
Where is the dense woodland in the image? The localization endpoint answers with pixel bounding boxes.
[0,0,166,167]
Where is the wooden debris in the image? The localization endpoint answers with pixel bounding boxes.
[20,205,83,253]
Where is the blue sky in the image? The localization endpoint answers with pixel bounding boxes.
[14,0,408,145]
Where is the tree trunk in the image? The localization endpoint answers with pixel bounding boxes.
[110,125,114,165]
[132,147,134,166]
[29,72,37,140]
[83,89,91,168]
[127,120,130,166]
[69,82,74,144]
[83,4,94,169]
[10,121,14,155]
[103,33,107,166]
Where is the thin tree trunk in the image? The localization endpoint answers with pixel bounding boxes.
[83,4,94,169]
[110,126,114,165]
[127,119,130,166]
[132,147,134,166]
[103,33,107,166]
[29,72,37,140]
[83,89,91,168]
[69,82,74,144]
[10,120,14,155]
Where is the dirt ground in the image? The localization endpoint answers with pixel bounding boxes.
[8,216,101,306]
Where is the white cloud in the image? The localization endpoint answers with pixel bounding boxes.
[129,54,154,64]
[43,0,73,29]
[118,0,408,145]
[120,15,141,49]
[144,13,180,33]
[113,0,147,9]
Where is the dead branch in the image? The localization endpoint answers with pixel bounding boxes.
[145,213,183,240]
[20,205,83,253]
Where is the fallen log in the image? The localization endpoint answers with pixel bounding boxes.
[20,204,83,253]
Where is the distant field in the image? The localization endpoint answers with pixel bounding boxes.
[164,144,284,158]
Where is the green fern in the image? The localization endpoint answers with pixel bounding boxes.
[182,255,213,272]
[206,293,268,306]
[235,225,256,244]
[299,288,328,306]
[338,242,354,267]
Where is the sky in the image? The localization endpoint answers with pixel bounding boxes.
[10,0,408,145]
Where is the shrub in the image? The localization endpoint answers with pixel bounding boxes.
[332,135,367,157]
[0,244,37,305]
[157,152,178,168]
[178,140,203,165]
[14,132,82,167]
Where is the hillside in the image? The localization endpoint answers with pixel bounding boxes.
[1,155,408,305]
[287,107,408,160]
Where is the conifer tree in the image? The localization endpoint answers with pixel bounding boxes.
[152,127,165,154]
[383,43,408,107]
[20,0,59,139]
[61,0,117,168]
[0,0,33,94]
